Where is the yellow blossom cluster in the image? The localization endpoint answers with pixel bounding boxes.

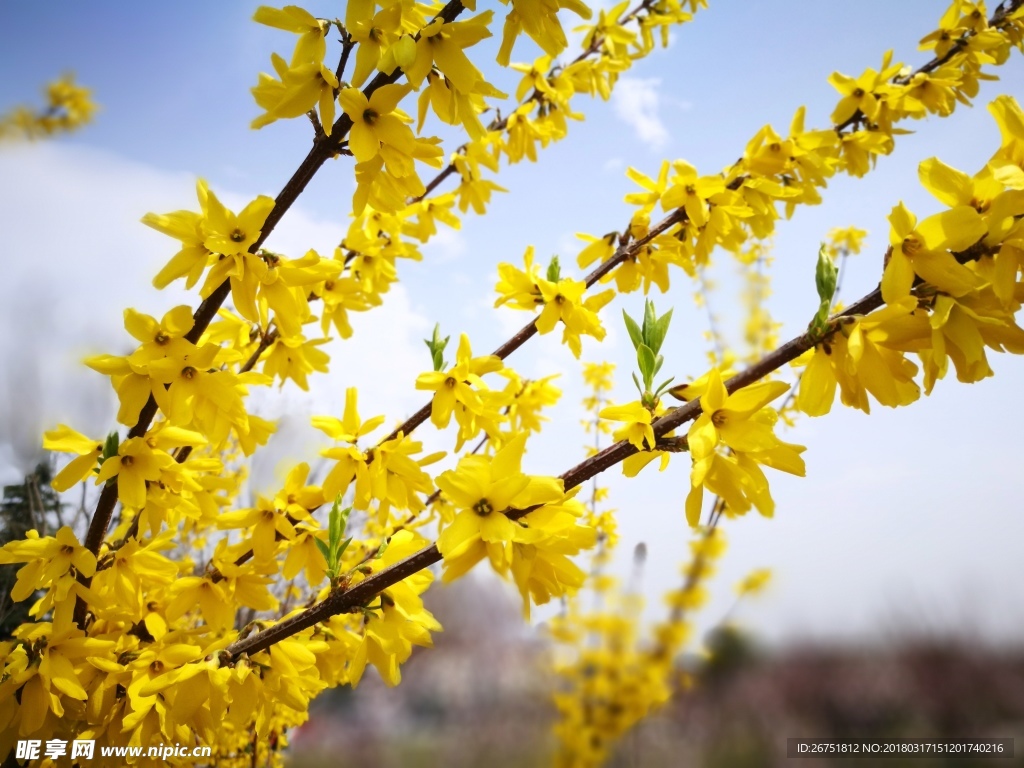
[573,0,1024,298]
[796,101,1024,414]
[4,1,1024,765]
[0,74,96,141]
[495,247,616,357]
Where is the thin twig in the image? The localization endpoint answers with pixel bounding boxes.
[224,282,885,659]
[72,0,469,627]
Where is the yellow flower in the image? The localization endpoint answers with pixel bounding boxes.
[202,186,276,258]
[496,0,592,66]
[826,226,868,256]
[0,527,97,602]
[688,369,791,478]
[535,277,614,358]
[338,84,415,163]
[217,494,305,563]
[3,623,114,734]
[921,292,1024,393]
[661,160,726,226]
[735,568,772,597]
[250,27,340,135]
[828,61,900,125]
[415,334,503,429]
[146,342,243,427]
[165,577,235,632]
[141,180,211,290]
[598,401,654,451]
[495,246,543,310]
[795,300,927,415]
[348,5,402,87]
[404,13,496,94]
[436,433,562,577]
[883,201,987,305]
[262,334,330,390]
[95,437,175,509]
[347,531,442,687]
[42,425,104,491]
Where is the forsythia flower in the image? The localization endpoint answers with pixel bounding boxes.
[881,201,985,304]
[416,334,504,429]
[436,433,563,577]
[95,437,176,509]
[42,425,104,491]
[338,84,416,163]
[0,527,96,603]
[686,369,805,525]
[598,401,655,451]
[496,247,615,357]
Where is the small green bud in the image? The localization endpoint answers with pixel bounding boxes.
[546,255,561,283]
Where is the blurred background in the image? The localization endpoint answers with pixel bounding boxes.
[283,574,1024,767]
[2,0,1024,765]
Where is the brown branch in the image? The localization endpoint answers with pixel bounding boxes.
[113,0,1013,646]
[73,1,468,627]
[224,283,885,659]
[834,0,1024,133]
[303,0,1000,461]
[378,208,687,446]
[409,0,676,205]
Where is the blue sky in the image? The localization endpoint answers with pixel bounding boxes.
[1,0,1023,646]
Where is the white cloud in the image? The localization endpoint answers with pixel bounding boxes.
[603,157,625,172]
[612,77,669,151]
[420,226,466,263]
[0,142,432,487]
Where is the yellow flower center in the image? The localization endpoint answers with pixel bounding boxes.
[150,660,164,674]
[472,499,494,516]
[901,234,922,257]
[445,376,457,388]
[121,455,135,467]
[182,366,197,380]
[711,410,728,428]
[230,228,246,243]
[853,88,865,98]
[363,109,378,125]
[154,332,169,345]
[324,280,335,291]
[61,544,75,555]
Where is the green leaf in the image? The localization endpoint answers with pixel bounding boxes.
[652,353,664,379]
[546,255,561,283]
[375,536,390,559]
[642,299,657,346]
[815,242,838,307]
[328,498,346,553]
[631,371,644,395]
[653,375,676,398]
[807,243,839,340]
[313,537,332,564]
[337,537,353,561]
[424,323,450,371]
[648,307,673,356]
[637,344,656,390]
[101,432,120,462]
[623,310,643,350]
